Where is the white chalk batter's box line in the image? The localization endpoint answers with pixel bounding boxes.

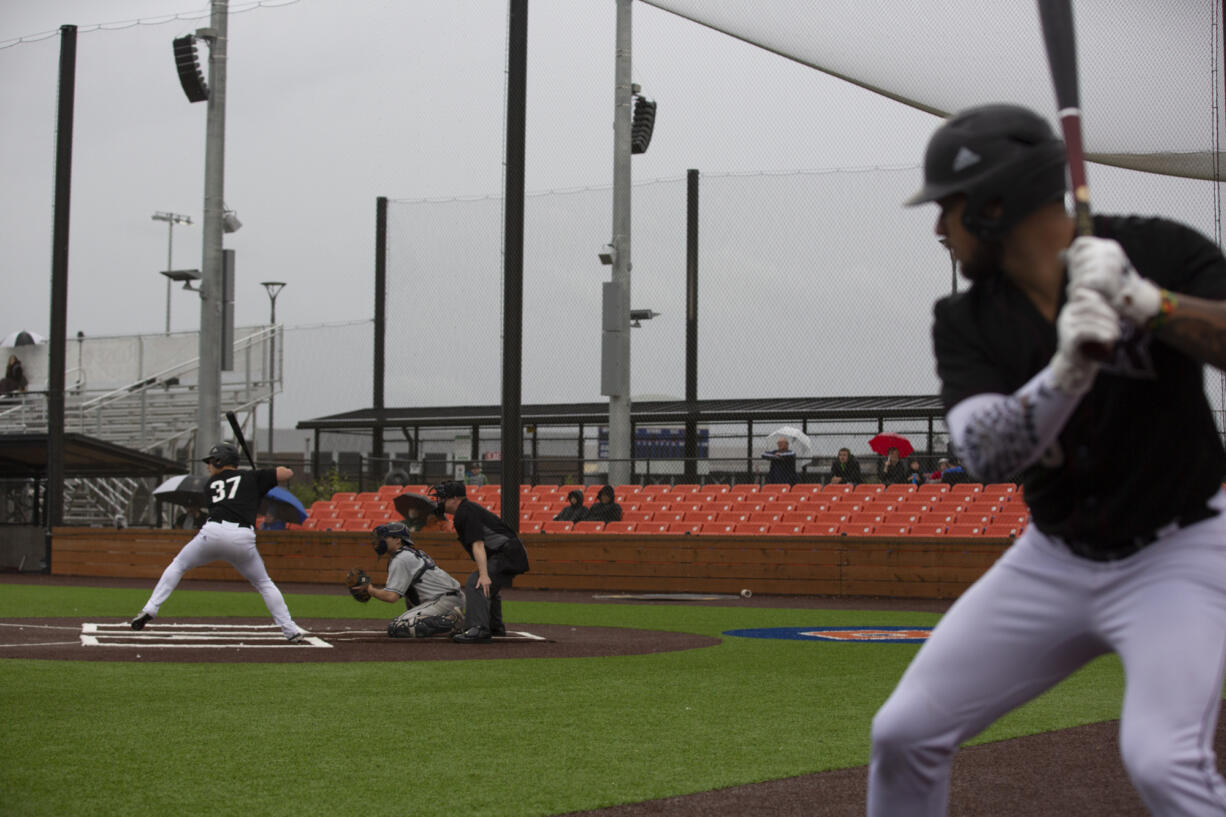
[81,623,331,649]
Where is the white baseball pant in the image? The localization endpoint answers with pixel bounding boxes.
[140,520,302,639]
[868,490,1226,817]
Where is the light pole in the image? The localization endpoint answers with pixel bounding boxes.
[261,281,286,455]
[152,211,193,333]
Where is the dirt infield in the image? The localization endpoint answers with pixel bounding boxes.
[0,617,718,663]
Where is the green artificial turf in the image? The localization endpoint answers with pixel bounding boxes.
[0,582,1130,817]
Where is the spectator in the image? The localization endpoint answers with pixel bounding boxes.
[761,437,798,485]
[877,447,909,486]
[828,447,863,485]
[553,489,587,522]
[583,485,623,523]
[941,456,971,485]
[466,463,488,487]
[174,503,208,530]
[907,460,927,486]
[0,355,27,395]
[930,457,951,481]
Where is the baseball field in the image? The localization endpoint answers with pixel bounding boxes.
[0,576,1188,816]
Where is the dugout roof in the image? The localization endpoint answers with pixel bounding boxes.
[297,395,945,432]
[0,433,185,479]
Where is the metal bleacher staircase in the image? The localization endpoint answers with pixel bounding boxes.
[0,327,278,526]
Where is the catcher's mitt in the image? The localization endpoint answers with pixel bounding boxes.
[346,567,371,602]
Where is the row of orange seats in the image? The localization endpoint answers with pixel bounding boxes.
[516,519,1026,537]
[325,482,1021,501]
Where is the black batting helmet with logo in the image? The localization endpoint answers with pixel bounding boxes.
[904,103,1067,240]
[201,442,241,468]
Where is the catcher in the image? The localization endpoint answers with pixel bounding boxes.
[345,522,465,638]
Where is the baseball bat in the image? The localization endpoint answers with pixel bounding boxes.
[1037,0,1110,358]
[225,410,257,469]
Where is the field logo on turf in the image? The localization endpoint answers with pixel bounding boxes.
[723,626,932,644]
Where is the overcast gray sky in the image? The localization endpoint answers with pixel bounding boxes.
[0,0,939,339]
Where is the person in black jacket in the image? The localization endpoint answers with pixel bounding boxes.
[553,489,587,522]
[431,480,530,643]
[828,447,863,485]
[877,447,909,486]
[583,485,622,523]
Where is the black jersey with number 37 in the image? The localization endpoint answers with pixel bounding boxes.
[205,468,279,527]
[932,215,1226,550]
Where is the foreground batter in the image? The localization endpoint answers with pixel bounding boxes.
[868,104,1226,816]
[430,480,530,643]
[130,443,307,642]
[360,522,465,638]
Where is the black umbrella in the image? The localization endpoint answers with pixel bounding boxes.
[393,492,438,521]
[152,474,209,507]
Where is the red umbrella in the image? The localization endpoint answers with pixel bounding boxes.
[869,433,913,458]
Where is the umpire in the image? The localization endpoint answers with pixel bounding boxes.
[430,480,530,643]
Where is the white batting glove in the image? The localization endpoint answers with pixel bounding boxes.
[1065,236,1162,325]
[1049,287,1120,395]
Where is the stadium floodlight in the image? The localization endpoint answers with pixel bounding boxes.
[598,243,617,265]
[631,93,657,155]
[172,35,209,103]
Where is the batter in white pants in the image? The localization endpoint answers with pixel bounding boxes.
[140,520,302,639]
[868,491,1226,817]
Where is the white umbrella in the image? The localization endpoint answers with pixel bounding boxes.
[768,426,814,458]
[1,329,47,347]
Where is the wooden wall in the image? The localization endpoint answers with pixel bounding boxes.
[49,528,1011,600]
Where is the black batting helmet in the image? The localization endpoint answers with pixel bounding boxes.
[372,521,413,556]
[201,442,240,468]
[905,103,1067,240]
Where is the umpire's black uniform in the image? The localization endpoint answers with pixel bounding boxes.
[451,499,530,636]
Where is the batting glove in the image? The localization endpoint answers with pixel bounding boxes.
[1065,236,1162,325]
[1049,287,1120,395]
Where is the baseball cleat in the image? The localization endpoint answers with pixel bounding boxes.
[286,631,309,644]
[452,626,492,644]
[129,613,152,630]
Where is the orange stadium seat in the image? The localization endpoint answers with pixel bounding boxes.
[917,483,950,495]
[734,522,773,535]
[614,484,643,496]
[747,511,783,524]
[716,511,752,524]
[957,510,995,525]
[683,510,720,524]
[788,484,822,495]
[883,483,917,497]
[769,522,807,535]
[854,483,885,496]
[847,511,886,526]
[603,521,637,534]
[759,484,794,497]
[946,523,984,536]
[330,492,357,503]
[983,522,1023,538]
[700,522,737,535]
[377,485,404,496]
[673,522,705,535]
[653,510,687,523]
[729,484,760,496]
[921,510,958,525]
[520,521,543,534]
[995,512,1030,527]
[843,523,877,536]
[950,483,982,497]
[670,484,702,495]
[635,521,673,534]
[541,520,573,533]
[882,511,921,526]
[814,510,850,525]
[908,522,947,536]
[804,521,842,535]
[780,510,816,524]
[573,521,605,533]
[879,523,913,536]
[621,510,654,523]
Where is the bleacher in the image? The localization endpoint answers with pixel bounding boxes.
[296,481,1028,539]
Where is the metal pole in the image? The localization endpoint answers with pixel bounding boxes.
[47,24,77,553]
[268,294,276,453]
[501,0,528,525]
[165,219,173,332]
[684,169,699,482]
[373,196,387,480]
[606,0,633,487]
[196,0,228,470]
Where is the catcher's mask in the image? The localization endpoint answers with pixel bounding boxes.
[429,481,466,516]
[372,521,413,557]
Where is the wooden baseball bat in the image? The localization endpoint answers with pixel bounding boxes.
[1037,0,1110,358]
[225,410,257,469]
